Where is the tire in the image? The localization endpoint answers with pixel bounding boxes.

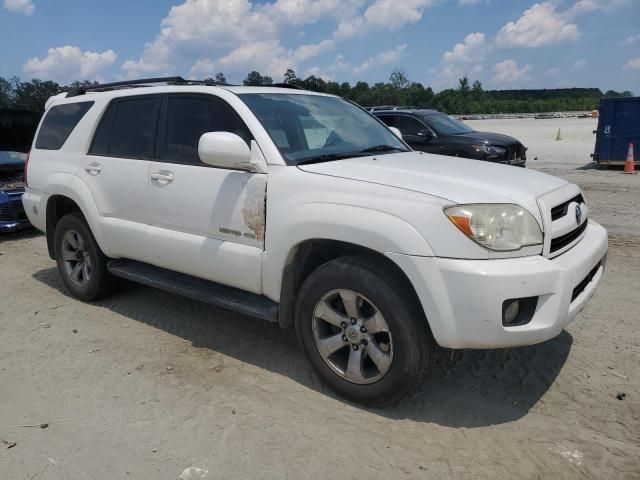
[53,212,119,301]
[295,255,434,407]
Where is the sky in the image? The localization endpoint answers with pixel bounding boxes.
[1,0,639,92]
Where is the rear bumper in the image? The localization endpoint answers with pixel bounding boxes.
[388,220,608,349]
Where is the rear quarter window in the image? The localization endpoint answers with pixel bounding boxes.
[35,102,94,150]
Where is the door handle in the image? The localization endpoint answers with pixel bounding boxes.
[84,162,102,175]
[150,172,174,183]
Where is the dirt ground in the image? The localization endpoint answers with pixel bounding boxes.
[1,118,639,479]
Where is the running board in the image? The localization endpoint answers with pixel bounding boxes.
[107,260,279,323]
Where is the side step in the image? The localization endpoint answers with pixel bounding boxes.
[107,260,279,323]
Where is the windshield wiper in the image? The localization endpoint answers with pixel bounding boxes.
[297,152,368,165]
[358,144,406,154]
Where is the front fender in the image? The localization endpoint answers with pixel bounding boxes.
[262,202,434,301]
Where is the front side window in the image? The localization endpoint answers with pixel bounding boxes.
[90,96,160,159]
[238,94,409,165]
[394,115,427,136]
[422,114,474,135]
[35,102,94,150]
[161,96,252,165]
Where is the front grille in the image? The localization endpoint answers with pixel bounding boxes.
[571,261,601,302]
[550,220,588,253]
[551,194,584,221]
[0,204,12,220]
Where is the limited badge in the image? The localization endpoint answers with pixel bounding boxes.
[575,204,582,225]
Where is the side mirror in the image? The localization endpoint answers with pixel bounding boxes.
[417,129,433,140]
[389,126,403,140]
[198,132,253,171]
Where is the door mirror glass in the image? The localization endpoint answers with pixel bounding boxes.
[388,126,403,140]
[198,132,252,170]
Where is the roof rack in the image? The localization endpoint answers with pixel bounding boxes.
[65,76,232,98]
[271,83,305,90]
[367,105,425,112]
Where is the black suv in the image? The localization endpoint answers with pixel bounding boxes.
[371,107,527,167]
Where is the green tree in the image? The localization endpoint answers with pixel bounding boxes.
[13,78,62,111]
[458,76,470,94]
[215,72,227,84]
[389,69,409,90]
[283,68,297,84]
[243,71,272,86]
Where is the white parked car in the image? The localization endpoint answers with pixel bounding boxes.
[23,79,607,406]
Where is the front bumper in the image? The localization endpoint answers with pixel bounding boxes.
[387,220,608,349]
[0,190,31,232]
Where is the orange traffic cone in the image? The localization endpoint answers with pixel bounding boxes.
[623,143,635,174]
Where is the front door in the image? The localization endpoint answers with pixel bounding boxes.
[146,94,266,294]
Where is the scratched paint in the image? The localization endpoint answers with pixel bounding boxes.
[242,178,266,243]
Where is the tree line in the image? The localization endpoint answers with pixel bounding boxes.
[1,70,634,114]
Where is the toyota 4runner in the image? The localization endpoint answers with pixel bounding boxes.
[23,78,608,406]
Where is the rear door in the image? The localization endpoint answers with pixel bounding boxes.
[392,115,441,154]
[145,93,266,293]
[84,94,161,261]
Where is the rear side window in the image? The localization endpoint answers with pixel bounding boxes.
[35,102,94,150]
[161,95,252,165]
[377,115,394,127]
[90,96,160,159]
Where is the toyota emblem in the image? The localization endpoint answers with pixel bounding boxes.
[575,204,582,225]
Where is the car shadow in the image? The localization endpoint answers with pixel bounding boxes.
[32,267,572,428]
[0,227,41,243]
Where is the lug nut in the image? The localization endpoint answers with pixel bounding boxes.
[341,321,347,328]
[342,335,348,342]
[352,344,359,351]
[360,326,367,333]
[350,318,357,325]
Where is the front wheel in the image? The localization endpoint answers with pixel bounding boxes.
[295,256,434,406]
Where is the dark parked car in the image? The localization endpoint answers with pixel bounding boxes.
[371,107,527,167]
[0,109,42,232]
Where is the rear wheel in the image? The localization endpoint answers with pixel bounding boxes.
[295,255,434,406]
[54,213,118,301]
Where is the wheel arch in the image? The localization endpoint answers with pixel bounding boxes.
[44,174,112,259]
[277,239,428,331]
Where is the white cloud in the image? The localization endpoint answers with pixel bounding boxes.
[545,67,560,76]
[443,32,487,64]
[623,58,640,70]
[567,0,630,16]
[492,59,532,84]
[189,58,216,78]
[353,44,407,74]
[574,59,587,69]
[334,0,435,39]
[495,2,579,48]
[434,32,487,85]
[3,0,34,15]
[24,45,117,82]
[123,0,359,79]
[459,0,487,4]
[622,33,640,46]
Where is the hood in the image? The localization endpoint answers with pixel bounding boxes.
[456,131,521,146]
[297,151,567,223]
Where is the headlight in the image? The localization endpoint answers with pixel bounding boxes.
[444,204,543,251]
[472,144,506,155]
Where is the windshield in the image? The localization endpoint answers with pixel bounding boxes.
[422,114,474,135]
[238,93,409,164]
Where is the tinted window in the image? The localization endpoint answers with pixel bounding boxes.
[378,115,394,127]
[394,115,426,136]
[421,114,474,135]
[161,96,252,165]
[35,102,93,150]
[90,96,159,159]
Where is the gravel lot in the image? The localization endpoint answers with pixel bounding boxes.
[1,118,639,479]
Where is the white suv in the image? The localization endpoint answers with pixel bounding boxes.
[23,78,608,406]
